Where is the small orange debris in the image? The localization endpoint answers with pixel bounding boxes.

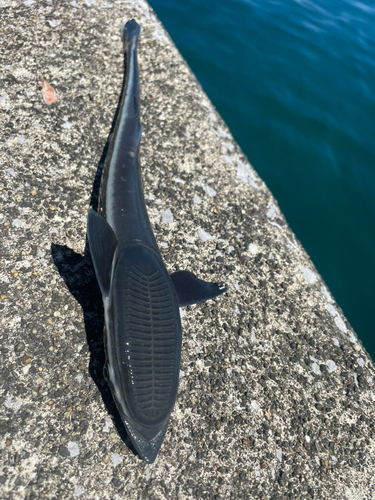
[242,439,249,445]
[40,76,58,105]
[265,409,271,419]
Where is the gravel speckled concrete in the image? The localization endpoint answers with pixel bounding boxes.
[1,1,375,499]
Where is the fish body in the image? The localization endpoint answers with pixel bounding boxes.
[87,20,226,463]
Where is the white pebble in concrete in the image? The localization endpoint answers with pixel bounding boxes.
[161,209,173,224]
[74,487,84,497]
[300,266,317,284]
[48,20,60,27]
[248,243,258,255]
[326,360,337,373]
[326,304,337,317]
[179,308,186,318]
[321,285,333,302]
[5,168,16,177]
[276,448,282,462]
[236,160,259,190]
[326,304,347,333]
[312,362,321,375]
[198,229,214,242]
[111,453,123,467]
[203,185,216,197]
[145,465,151,481]
[266,204,277,219]
[68,442,80,458]
[102,416,112,433]
[216,127,231,139]
[334,315,347,333]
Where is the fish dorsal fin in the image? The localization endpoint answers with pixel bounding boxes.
[87,209,118,297]
[170,270,227,307]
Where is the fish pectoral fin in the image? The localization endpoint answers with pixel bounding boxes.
[87,209,118,297]
[170,270,227,307]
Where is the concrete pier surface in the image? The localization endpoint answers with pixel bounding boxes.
[1,1,374,499]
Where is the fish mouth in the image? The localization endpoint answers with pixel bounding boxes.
[120,410,170,464]
[104,351,173,463]
[102,244,181,462]
[104,364,170,463]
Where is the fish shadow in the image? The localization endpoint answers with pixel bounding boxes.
[51,62,138,459]
[51,242,136,448]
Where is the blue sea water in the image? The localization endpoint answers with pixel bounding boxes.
[148,0,375,358]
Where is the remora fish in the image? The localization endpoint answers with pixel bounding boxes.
[87,19,226,463]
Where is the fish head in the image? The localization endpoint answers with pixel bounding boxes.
[104,244,182,462]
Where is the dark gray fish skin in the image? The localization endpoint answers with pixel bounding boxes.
[87,19,226,464]
[99,20,157,252]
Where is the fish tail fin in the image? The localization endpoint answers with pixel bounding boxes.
[121,19,141,45]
